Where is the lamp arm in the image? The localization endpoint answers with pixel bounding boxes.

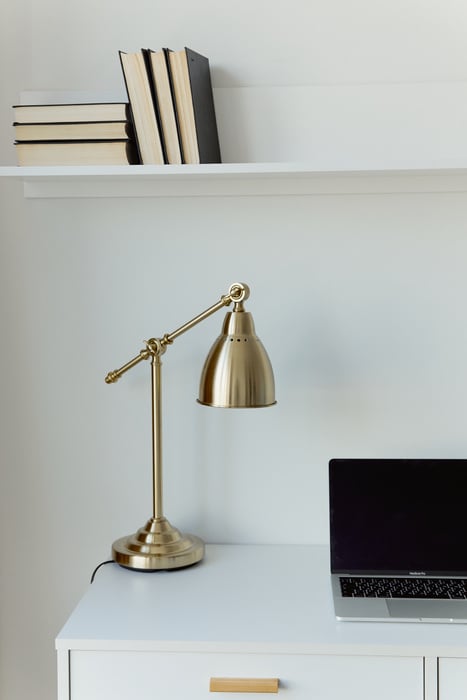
[105,282,249,384]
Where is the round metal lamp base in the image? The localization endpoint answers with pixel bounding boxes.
[112,516,205,571]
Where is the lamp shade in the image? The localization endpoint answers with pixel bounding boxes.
[198,308,276,408]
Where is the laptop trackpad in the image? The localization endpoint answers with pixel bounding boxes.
[387,599,467,620]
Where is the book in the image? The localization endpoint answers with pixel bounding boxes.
[14,121,134,142]
[143,48,182,164]
[167,47,221,164]
[119,50,165,164]
[12,102,130,124]
[15,140,139,166]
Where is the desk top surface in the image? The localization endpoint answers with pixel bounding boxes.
[56,544,467,656]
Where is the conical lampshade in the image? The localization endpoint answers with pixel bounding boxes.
[198,308,276,408]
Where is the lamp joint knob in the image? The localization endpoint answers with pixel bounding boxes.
[228,282,250,304]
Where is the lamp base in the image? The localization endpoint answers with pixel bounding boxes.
[112,516,205,571]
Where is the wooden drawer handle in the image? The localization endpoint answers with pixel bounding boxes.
[210,677,279,693]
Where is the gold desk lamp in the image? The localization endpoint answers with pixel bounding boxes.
[105,282,276,571]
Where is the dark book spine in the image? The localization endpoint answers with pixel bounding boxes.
[185,47,221,164]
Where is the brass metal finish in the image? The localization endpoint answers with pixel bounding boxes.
[112,517,204,570]
[210,678,279,693]
[106,283,275,571]
[105,348,151,384]
[198,309,276,408]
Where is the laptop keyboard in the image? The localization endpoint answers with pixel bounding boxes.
[340,576,467,599]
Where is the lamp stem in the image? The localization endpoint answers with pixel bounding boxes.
[151,352,163,520]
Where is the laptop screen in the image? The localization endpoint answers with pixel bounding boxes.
[329,458,467,576]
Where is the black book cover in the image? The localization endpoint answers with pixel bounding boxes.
[184,47,221,163]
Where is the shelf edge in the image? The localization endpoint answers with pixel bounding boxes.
[3,164,467,198]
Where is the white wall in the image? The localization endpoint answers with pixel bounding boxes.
[2,2,467,699]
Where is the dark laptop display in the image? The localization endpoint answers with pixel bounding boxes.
[329,459,467,621]
[330,458,467,576]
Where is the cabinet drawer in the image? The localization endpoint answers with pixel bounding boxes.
[70,650,423,700]
[439,658,467,700]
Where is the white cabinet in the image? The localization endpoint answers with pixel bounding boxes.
[439,659,467,700]
[70,651,422,700]
[56,545,467,700]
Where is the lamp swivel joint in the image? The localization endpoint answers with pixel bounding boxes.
[145,337,168,357]
[226,282,250,305]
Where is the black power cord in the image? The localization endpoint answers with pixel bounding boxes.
[90,559,114,584]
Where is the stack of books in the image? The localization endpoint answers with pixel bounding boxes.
[13,102,139,166]
[13,46,221,167]
[119,46,221,165]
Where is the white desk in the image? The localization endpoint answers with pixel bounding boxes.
[56,544,467,699]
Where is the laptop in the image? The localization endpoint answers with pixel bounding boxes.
[329,458,467,622]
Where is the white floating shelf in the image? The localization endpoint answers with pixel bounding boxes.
[2,163,467,198]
